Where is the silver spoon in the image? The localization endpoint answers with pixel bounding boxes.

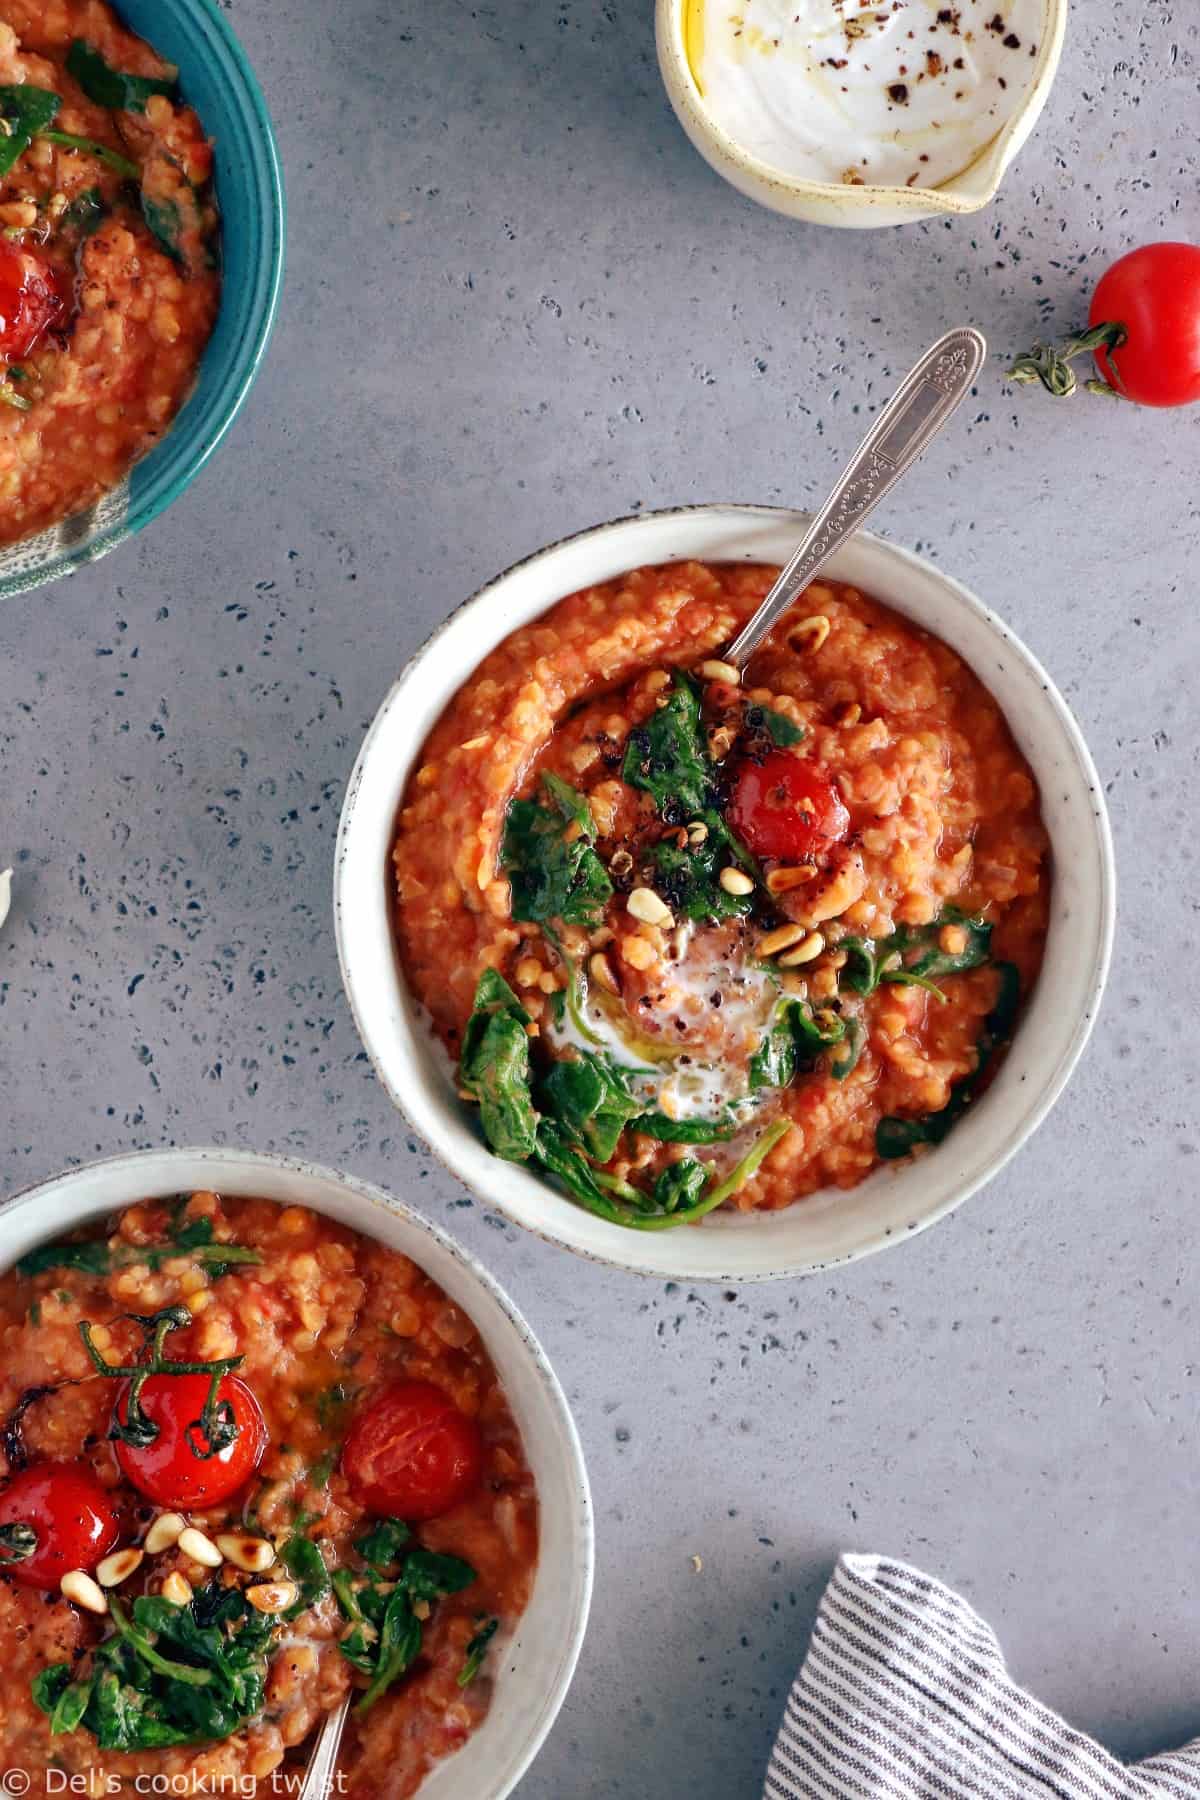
[298,1695,350,1799]
[724,325,986,670]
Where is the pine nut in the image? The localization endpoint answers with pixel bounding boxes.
[627,887,673,928]
[686,821,708,845]
[766,864,817,895]
[246,1580,298,1614]
[698,659,741,685]
[161,1571,193,1607]
[589,951,618,993]
[96,1547,143,1588]
[216,1532,276,1574]
[788,614,831,655]
[939,923,969,955]
[759,923,808,957]
[144,1512,187,1554]
[61,1569,107,1614]
[178,1527,222,1568]
[718,867,754,896]
[778,931,825,967]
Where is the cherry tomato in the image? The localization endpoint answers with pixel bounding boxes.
[1089,242,1200,408]
[114,1372,267,1508]
[727,750,850,863]
[0,1462,119,1590]
[0,244,67,362]
[341,1380,484,1521]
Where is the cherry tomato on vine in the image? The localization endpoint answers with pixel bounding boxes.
[114,1372,267,1508]
[1089,243,1200,408]
[341,1380,484,1521]
[727,750,850,864]
[0,244,68,361]
[0,1462,119,1589]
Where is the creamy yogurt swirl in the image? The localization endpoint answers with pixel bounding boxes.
[685,0,1044,190]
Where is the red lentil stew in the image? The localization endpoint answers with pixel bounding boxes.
[0,1192,538,1797]
[392,560,1050,1227]
[0,0,221,547]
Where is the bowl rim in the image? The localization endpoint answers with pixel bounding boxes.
[654,0,1068,217]
[0,0,287,600]
[335,502,1116,1283]
[0,1145,594,1800]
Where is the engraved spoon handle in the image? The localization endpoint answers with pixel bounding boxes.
[724,326,987,670]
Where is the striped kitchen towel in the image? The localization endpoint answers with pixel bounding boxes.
[765,1554,1200,1799]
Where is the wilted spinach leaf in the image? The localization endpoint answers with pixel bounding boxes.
[502,772,612,926]
[652,1159,708,1213]
[842,909,991,997]
[541,1051,641,1162]
[18,1214,262,1280]
[622,673,710,817]
[650,831,753,923]
[876,961,1020,1158]
[458,1616,499,1687]
[67,39,177,113]
[459,968,539,1161]
[743,702,805,749]
[0,85,60,178]
[630,1113,734,1143]
[333,1519,478,1714]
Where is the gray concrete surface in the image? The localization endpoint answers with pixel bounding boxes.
[2,1,1199,1793]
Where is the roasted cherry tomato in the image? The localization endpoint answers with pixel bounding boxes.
[727,750,850,864]
[1089,242,1200,408]
[0,1461,119,1589]
[341,1379,484,1521]
[0,244,67,361]
[114,1372,267,1508]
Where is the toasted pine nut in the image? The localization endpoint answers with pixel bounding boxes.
[759,922,809,957]
[698,659,741,685]
[766,864,818,895]
[144,1512,187,1554]
[778,931,825,967]
[788,614,831,655]
[216,1532,276,1574]
[96,1548,143,1588]
[161,1571,194,1607]
[246,1580,298,1614]
[686,821,709,845]
[939,923,969,955]
[178,1527,222,1568]
[718,867,755,896]
[644,668,670,694]
[627,886,673,928]
[589,951,618,993]
[61,1570,107,1614]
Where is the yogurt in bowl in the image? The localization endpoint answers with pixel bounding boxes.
[658,0,1067,226]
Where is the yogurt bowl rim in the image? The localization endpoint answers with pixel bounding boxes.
[654,0,1069,220]
[0,1145,594,1800]
[335,502,1115,1284]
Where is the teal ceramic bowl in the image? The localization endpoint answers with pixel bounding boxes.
[0,0,285,599]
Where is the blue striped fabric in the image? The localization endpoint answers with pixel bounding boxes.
[764,1556,1200,1800]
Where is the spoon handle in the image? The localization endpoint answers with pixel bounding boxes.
[724,326,987,670]
[299,1696,350,1799]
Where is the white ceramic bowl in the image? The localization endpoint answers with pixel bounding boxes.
[0,1147,593,1800]
[336,505,1114,1283]
[655,0,1068,228]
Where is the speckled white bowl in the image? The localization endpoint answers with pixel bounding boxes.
[0,1147,593,1800]
[336,505,1114,1283]
[655,0,1068,227]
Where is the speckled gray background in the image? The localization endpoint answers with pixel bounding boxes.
[2,1,1199,1792]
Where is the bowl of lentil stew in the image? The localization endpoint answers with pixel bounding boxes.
[336,505,1114,1283]
[0,0,283,596]
[0,1147,592,1798]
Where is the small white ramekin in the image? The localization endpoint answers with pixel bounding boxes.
[0,1147,593,1800]
[336,505,1114,1284]
[655,0,1068,228]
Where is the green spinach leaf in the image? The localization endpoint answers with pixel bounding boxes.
[354,1517,411,1567]
[501,773,612,926]
[652,1159,708,1213]
[622,673,710,817]
[18,1214,262,1280]
[743,702,805,748]
[630,1112,734,1143]
[458,1617,499,1687]
[459,969,539,1161]
[333,1520,478,1714]
[650,832,753,923]
[541,1051,641,1162]
[842,909,991,997]
[67,39,177,113]
[533,1119,623,1222]
[0,85,60,179]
